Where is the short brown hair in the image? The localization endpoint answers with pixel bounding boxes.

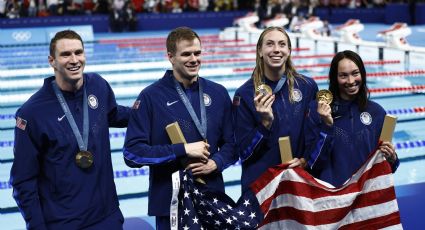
[49,30,84,57]
[166,27,201,55]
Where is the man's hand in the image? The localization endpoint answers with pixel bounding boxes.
[186,159,217,176]
[184,141,210,162]
[254,93,275,129]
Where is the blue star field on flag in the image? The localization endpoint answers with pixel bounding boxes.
[173,170,263,230]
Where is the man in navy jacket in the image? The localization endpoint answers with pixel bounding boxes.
[123,27,237,229]
[10,30,130,229]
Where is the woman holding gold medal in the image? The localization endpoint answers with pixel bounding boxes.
[233,27,318,192]
[304,50,399,187]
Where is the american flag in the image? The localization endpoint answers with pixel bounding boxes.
[170,170,263,230]
[172,150,402,229]
[16,116,27,131]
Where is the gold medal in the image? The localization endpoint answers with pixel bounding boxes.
[256,84,272,96]
[75,150,93,169]
[316,89,333,105]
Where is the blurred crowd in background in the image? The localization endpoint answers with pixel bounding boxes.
[0,0,418,32]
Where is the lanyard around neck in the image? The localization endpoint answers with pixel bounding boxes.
[271,76,286,94]
[173,77,207,140]
[52,80,89,151]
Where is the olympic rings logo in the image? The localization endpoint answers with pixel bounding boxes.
[11,31,32,42]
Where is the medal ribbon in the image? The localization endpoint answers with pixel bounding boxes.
[173,77,207,140]
[52,80,89,152]
[272,76,286,94]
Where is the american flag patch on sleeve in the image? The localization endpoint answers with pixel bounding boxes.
[16,117,27,131]
[232,96,241,106]
[132,100,141,110]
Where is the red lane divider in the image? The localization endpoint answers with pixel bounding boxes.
[298,60,400,68]
[203,50,257,55]
[414,107,425,113]
[364,60,401,65]
[117,39,246,48]
[387,107,425,115]
[368,70,425,76]
[289,47,310,52]
[137,46,310,53]
[292,54,335,59]
[135,43,257,51]
[233,60,401,72]
[313,75,329,81]
[370,85,425,93]
[98,34,219,44]
[313,69,425,81]
[203,58,255,64]
[202,52,334,58]
[203,54,336,64]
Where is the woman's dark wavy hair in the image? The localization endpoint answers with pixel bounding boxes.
[328,50,369,111]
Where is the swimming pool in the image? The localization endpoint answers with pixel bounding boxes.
[1,27,424,229]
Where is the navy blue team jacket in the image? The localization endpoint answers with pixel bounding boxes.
[10,73,129,229]
[123,70,237,216]
[304,99,400,187]
[233,75,318,192]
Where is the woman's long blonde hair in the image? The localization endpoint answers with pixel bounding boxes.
[252,27,302,103]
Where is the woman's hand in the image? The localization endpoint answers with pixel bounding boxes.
[379,141,397,163]
[254,93,275,129]
[286,158,307,169]
[317,101,333,126]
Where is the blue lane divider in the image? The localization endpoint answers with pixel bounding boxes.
[1,106,423,121]
[0,167,152,190]
[396,140,425,149]
[0,114,14,120]
[0,144,422,191]
[0,132,127,147]
[0,160,242,190]
[0,141,14,147]
[2,131,425,150]
[387,108,414,115]
[109,131,126,138]
[0,181,11,190]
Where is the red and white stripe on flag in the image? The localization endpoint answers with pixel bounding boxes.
[250,150,402,229]
[16,116,27,131]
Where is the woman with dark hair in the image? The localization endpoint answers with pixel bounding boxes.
[233,26,318,192]
[304,50,399,187]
